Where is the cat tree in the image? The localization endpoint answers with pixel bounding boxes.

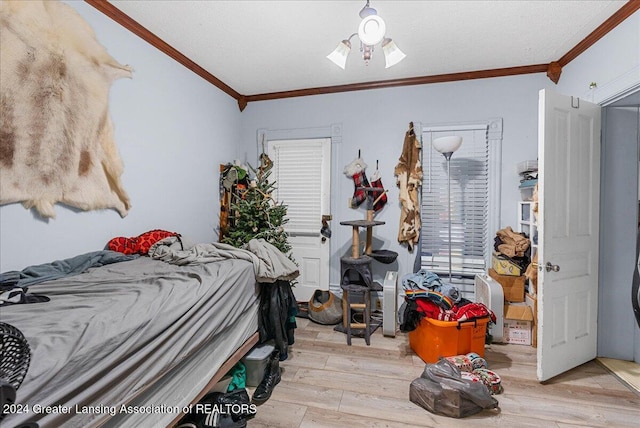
[337,187,396,345]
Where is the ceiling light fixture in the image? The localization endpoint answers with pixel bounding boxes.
[327,0,406,69]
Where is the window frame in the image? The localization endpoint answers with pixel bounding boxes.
[415,118,502,291]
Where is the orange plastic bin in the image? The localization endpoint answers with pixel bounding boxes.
[409,317,489,363]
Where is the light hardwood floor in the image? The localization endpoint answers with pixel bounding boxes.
[247,317,640,427]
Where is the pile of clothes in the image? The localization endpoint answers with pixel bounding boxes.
[493,226,531,273]
[0,250,137,306]
[107,229,180,255]
[399,269,496,332]
[443,353,503,395]
[409,356,500,419]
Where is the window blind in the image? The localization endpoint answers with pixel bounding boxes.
[420,127,490,283]
[270,141,324,235]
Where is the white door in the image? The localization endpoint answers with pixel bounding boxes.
[537,89,601,381]
[268,138,331,302]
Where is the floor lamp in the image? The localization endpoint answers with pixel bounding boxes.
[432,136,463,281]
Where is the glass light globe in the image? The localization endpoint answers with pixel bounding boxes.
[433,136,463,154]
[358,15,386,46]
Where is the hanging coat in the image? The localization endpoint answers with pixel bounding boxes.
[394,125,423,251]
[257,279,298,360]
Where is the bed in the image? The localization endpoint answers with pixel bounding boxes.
[1,247,263,428]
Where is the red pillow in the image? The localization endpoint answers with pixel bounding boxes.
[108,229,179,255]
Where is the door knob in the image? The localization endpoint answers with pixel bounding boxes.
[320,216,331,239]
[546,262,560,272]
[532,262,561,272]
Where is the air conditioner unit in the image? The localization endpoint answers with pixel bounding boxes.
[382,271,398,337]
[474,273,504,343]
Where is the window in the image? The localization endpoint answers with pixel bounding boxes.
[268,139,330,235]
[418,119,502,295]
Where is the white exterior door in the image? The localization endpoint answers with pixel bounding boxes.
[537,89,601,381]
[268,138,331,302]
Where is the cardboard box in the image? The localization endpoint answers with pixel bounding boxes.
[503,304,534,345]
[492,252,523,276]
[525,293,538,348]
[488,268,525,302]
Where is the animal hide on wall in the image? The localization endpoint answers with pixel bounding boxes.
[0,0,132,218]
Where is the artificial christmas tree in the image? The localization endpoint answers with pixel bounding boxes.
[222,161,299,362]
[221,163,292,258]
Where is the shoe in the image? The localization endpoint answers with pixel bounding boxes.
[217,388,254,421]
[251,350,281,405]
[176,389,254,428]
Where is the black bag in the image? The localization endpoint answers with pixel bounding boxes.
[409,359,499,418]
[175,388,255,428]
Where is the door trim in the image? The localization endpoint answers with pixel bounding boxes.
[257,124,342,288]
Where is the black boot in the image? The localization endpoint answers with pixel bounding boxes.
[251,350,281,405]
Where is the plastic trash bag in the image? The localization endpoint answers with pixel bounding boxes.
[409,358,499,418]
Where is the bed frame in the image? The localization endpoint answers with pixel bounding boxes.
[167,332,259,427]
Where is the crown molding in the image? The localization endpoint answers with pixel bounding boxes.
[86,0,639,111]
[85,0,241,101]
[558,0,640,67]
[243,64,549,103]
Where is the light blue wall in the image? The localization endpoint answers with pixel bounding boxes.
[0,1,242,272]
[555,11,640,103]
[239,75,552,286]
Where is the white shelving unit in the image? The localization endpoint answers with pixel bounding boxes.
[517,163,538,274]
[517,201,538,252]
[518,200,538,296]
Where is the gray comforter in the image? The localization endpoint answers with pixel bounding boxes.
[148,237,299,283]
[2,255,259,428]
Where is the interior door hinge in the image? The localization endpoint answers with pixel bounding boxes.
[571,96,580,109]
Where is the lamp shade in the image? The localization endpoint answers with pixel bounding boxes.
[432,136,463,154]
[382,38,406,68]
[326,40,352,69]
[358,15,386,46]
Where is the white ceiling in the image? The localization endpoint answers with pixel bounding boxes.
[109,0,627,96]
